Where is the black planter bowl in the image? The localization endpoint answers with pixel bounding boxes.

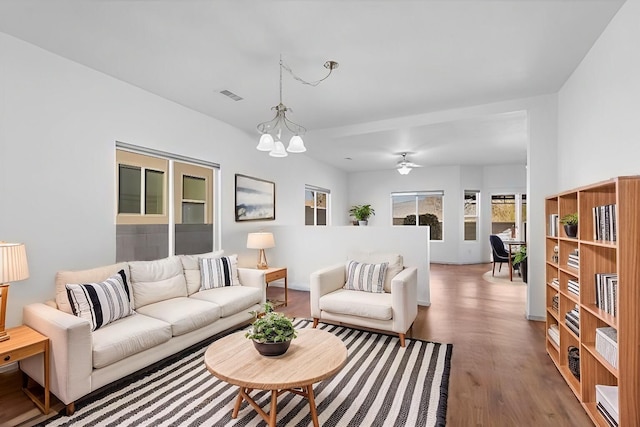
[564,224,578,238]
[253,339,291,357]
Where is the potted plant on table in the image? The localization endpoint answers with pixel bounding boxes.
[560,213,578,238]
[349,204,375,226]
[246,302,297,356]
[513,246,528,283]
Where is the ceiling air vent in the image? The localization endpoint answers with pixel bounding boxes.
[219,90,244,101]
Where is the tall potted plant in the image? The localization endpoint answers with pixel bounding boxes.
[560,213,578,238]
[349,204,375,226]
[513,246,527,283]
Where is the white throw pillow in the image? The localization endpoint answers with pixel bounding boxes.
[66,270,134,331]
[344,260,388,293]
[179,250,225,295]
[199,255,240,290]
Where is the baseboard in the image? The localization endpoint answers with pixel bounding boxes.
[527,315,545,322]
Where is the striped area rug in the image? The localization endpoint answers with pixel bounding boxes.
[42,320,452,427]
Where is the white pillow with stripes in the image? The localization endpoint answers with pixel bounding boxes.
[199,255,240,290]
[344,260,388,293]
[65,270,134,331]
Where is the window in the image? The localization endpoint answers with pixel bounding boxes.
[116,150,168,224]
[491,193,526,240]
[391,191,444,241]
[305,185,330,226]
[116,145,218,261]
[464,190,480,241]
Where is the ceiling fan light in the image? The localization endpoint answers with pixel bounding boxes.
[256,133,275,151]
[398,164,412,175]
[287,135,306,153]
[269,140,288,157]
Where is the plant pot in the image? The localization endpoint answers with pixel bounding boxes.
[564,224,578,238]
[519,259,528,283]
[253,339,291,357]
[358,220,368,226]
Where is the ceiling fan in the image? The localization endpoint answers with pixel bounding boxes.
[396,153,422,175]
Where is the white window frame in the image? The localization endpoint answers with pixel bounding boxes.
[464,190,480,242]
[305,185,331,226]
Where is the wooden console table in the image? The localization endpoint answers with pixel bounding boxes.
[0,325,50,414]
[263,267,288,306]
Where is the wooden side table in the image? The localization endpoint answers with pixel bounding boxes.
[263,267,287,307]
[0,325,50,414]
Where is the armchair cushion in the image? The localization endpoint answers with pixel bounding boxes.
[349,253,403,292]
[344,260,388,293]
[320,288,393,320]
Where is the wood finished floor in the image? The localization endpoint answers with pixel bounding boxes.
[0,263,591,426]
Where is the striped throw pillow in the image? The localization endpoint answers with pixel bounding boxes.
[199,255,239,290]
[344,260,388,293]
[65,270,133,331]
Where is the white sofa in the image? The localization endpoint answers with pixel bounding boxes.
[20,252,265,414]
[310,254,418,347]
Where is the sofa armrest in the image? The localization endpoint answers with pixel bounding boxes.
[390,266,418,334]
[310,263,346,318]
[237,268,267,304]
[21,303,93,405]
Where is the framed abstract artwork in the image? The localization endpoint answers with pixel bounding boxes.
[235,174,276,221]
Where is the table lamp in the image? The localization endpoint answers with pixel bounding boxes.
[0,242,30,342]
[246,232,275,270]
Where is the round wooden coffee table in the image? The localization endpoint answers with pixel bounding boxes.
[204,328,347,427]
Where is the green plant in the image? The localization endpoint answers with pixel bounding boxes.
[560,213,578,226]
[245,302,297,343]
[349,204,375,221]
[513,246,527,265]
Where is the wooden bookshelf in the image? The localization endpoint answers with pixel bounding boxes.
[545,176,640,426]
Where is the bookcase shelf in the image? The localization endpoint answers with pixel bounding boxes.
[545,176,640,426]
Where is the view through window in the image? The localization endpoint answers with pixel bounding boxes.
[391,191,444,240]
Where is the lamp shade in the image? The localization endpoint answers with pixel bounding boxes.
[0,243,29,283]
[287,135,306,153]
[269,140,288,157]
[397,165,412,175]
[256,133,275,151]
[246,232,275,249]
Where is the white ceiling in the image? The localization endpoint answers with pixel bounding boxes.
[0,0,625,172]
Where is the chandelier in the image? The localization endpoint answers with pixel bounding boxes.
[256,56,338,157]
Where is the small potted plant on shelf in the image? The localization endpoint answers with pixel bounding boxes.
[245,302,297,356]
[560,213,579,238]
[513,246,528,283]
[349,204,375,226]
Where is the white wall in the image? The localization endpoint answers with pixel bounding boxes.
[0,33,347,327]
[558,0,640,189]
[347,163,526,264]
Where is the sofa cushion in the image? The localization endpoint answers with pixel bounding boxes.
[191,286,262,317]
[350,253,404,293]
[135,297,221,336]
[66,270,134,331]
[320,289,393,320]
[200,255,240,290]
[179,250,225,295]
[129,257,187,309]
[92,313,172,369]
[344,260,388,293]
[56,263,131,314]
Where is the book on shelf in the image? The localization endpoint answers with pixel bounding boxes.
[567,279,580,296]
[595,273,618,316]
[548,214,559,237]
[596,385,619,426]
[551,277,559,288]
[564,305,580,336]
[593,204,617,243]
[552,293,559,312]
[567,249,580,269]
[595,327,618,369]
[548,324,560,346]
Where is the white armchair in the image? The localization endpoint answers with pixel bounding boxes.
[310,254,418,347]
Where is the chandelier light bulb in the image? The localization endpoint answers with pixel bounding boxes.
[269,140,288,157]
[287,135,306,153]
[398,164,412,175]
[256,133,275,151]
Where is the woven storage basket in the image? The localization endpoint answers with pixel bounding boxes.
[568,346,580,380]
